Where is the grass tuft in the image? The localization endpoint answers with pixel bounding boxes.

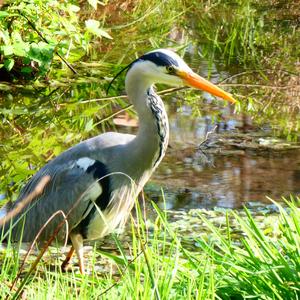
[1,195,300,299]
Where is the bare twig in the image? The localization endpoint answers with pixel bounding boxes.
[198,125,218,149]
[69,82,300,107]
[94,104,133,126]
[219,69,299,84]
[74,87,187,105]
[159,87,188,95]
[77,95,128,104]
[218,83,300,90]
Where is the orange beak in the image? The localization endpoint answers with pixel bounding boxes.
[178,70,236,103]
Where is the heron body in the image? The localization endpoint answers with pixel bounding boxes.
[0,49,235,273]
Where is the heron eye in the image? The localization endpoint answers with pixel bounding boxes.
[166,65,175,74]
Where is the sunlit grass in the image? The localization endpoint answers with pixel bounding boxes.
[1,197,299,299]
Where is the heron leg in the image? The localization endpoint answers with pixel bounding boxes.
[69,232,85,275]
[61,246,75,272]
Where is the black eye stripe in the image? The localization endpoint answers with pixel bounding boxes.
[139,52,179,68]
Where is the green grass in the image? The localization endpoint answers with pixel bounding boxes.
[1,197,299,299]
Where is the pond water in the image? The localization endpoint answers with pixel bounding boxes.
[149,107,300,210]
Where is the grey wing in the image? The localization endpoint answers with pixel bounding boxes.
[6,157,110,243]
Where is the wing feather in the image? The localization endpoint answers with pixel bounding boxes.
[5,157,109,243]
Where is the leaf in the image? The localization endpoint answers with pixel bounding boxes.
[85,119,94,132]
[13,42,29,57]
[69,4,80,12]
[20,66,33,74]
[0,11,9,18]
[94,28,112,39]
[4,58,14,71]
[85,19,100,31]
[87,0,98,10]
[85,19,112,39]
[28,44,43,64]
[28,42,54,66]
[1,45,14,56]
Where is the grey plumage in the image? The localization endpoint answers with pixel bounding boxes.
[3,132,142,241]
[0,49,235,273]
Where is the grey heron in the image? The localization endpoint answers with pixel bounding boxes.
[0,49,235,274]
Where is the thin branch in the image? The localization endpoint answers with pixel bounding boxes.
[78,95,128,104]
[218,83,300,90]
[63,81,300,107]
[0,176,51,227]
[73,88,187,105]
[94,104,133,126]
[198,125,218,149]
[219,69,299,84]
[159,87,188,95]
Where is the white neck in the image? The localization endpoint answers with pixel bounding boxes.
[124,63,169,178]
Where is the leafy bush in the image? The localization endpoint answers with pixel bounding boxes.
[0,0,111,80]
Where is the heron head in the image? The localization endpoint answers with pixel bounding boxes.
[108,49,235,104]
[135,49,236,103]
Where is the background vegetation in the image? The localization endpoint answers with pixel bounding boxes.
[0,0,299,298]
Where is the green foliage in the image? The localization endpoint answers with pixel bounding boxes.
[187,0,299,67]
[0,0,111,79]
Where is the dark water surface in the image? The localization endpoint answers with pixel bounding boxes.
[148,100,300,210]
[143,47,300,210]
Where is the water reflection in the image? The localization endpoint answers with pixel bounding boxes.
[150,107,300,210]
